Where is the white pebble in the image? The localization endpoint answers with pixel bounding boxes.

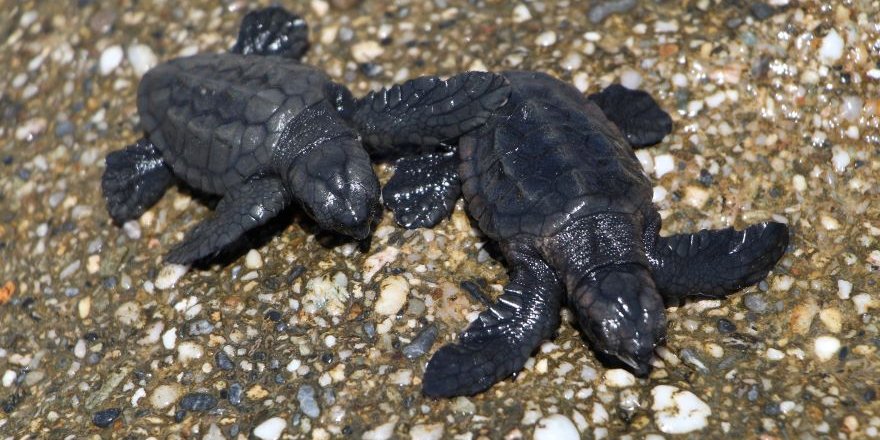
[705,91,726,108]
[363,417,398,440]
[74,339,87,358]
[766,348,785,361]
[792,175,807,192]
[534,414,580,440]
[635,150,654,175]
[683,186,710,209]
[840,96,863,121]
[409,423,444,440]
[2,370,16,388]
[591,402,609,424]
[837,279,852,300]
[820,215,840,230]
[652,186,668,203]
[362,246,399,284]
[654,20,679,33]
[162,328,177,350]
[818,29,844,64]
[573,72,590,93]
[814,336,841,361]
[138,321,164,345]
[852,293,875,315]
[654,154,675,178]
[620,70,642,90]
[535,31,557,47]
[78,297,91,319]
[672,73,688,87]
[245,249,264,269]
[831,147,850,174]
[177,341,204,363]
[512,4,532,23]
[351,41,384,63]
[155,264,189,290]
[131,387,146,407]
[388,369,412,386]
[149,384,180,409]
[560,53,582,71]
[115,301,142,326]
[375,275,408,316]
[253,417,287,440]
[603,369,636,388]
[127,44,157,76]
[100,45,124,75]
[651,385,711,434]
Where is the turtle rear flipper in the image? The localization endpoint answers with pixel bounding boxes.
[352,72,511,158]
[423,245,562,397]
[232,6,309,60]
[588,84,673,148]
[164,175,290,264]
[102,138,173,224]
[383,150,461,229]
[646,221,790,303]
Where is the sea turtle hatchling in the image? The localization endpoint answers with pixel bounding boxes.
[101,7,510,265]
[379,71,790,397]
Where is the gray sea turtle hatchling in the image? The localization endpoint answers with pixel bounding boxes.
[101,7,510,265]
[379,71,790,397]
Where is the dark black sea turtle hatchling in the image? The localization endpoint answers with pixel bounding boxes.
[379,71,790,397]
[101,7,510,264]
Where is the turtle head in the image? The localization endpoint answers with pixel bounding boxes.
[572,264,666,376]
[289,135,380,241]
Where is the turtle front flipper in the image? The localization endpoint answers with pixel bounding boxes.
[231,6,309,60]
[164,176,291,264]
[383,150,461,229]
[102,138,174,224]
[645,221,790,304]
[423,244,563,397]
[351,72,511,158]
[587,84,673,148]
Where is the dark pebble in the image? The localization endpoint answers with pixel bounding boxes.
[360,63,383,77]
[402,324,439,359]
[588,0,637,23]
[179,392,218,412]
[174,409,187,422]
[321,352,334,364]
[55,120,75,137]
[1,391,24,413]
[763,402,781,416]
[747,385,759,401]
[92,408,121,428]
[750,2,776,20]
[17,168,30,181]
[2,155,12,165]
[102,276,117,289]
[230,424,240,437]
[265,309,282,321]
[228,383,243,406]
[215,351,234,371]
[287,265,306,284]
[717,318,737,334]
[363,322,376,339]
[865,388,876,402]
[698,169,713,186]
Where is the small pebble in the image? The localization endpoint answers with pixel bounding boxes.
[837,279,852,300]
[402,324,439,359]
[818,29,844,64]
[743,294,768,313]
[375,275,408,316]
[126,44,157,76]
[351,41,384,63]
[92,408,121,428]
[814,336,841,361]
[253,417,287,440]
[535,31,557,47]
[99,45,124,75]
[512,4,532,23]
[651,385,711,434]
[653,154,675,178]
[363,417,398,440]
[533,414,580,440]
[150,384,181,409]
[297,384,320,418]
[620,69,642,90]
[245,249,263,269]
[603,369,636,387]
[179,392,217,412]
[228,383,243,406]
[155,264,188,290]
[409,423,444,440]
[588,0,637,23]
[215,351,234,371]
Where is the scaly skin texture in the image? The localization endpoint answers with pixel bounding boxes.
[405,71,790,397]
[101,6,511,265]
